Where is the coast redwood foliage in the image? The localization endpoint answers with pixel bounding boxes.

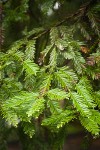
[0,0,100,149]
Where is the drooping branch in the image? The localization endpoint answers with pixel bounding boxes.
[27,0,98,40]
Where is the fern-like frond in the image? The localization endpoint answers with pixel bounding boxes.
[2,109,19,127]
[55,39,67,51]
[87,11,100,37]
[91,110,100,125]
[90,51,100,66]
[22,122,35,138]
[49,47,57,69]
[8,40,26,53]
[23,59,39,76]
[0,79,23,100]
[60,41,85,74]
[73,51,85,74]
[58,25,74,40]
[76,84,95,108]
[76,78,95,108]
[42,110,75,131]
[78,77,93,92]
[27,97,45,118]
[24,75,36,91]
[85,67,100,80]
[79,116,99,136]
[54,67,78,89]
[2,91,40,124]
[94,91,100,108]
[41,44,53,60]
[9,51,24,62]
[59,67,78,82]
[26,27,44,38]
[39,74,52,93]
[47,88,69,101]
[25,40,36,60]
[54,71,71,89]
[2,91,39,108]
[70,92,91,116]
[50,27,59,43]
[47,99,62,114]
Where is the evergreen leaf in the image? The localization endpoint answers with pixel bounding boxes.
[25,40,36,60]
[2,109,19,127]
[94,91,100,108]
[22,122,35,138]
[76,78,96,108]
[39,74,52,94]
[2,91,40,123]
[70,92,91,116]
[41,44,53,59]
[54,67,78,89]
[23,59,39,76]
[50,27,59,44]
[42,110,75,131]
[87,11,100,37]
[27,98,45,118]
[49,47,57,68]
[47,88,69,100]
[79,116,100,136]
